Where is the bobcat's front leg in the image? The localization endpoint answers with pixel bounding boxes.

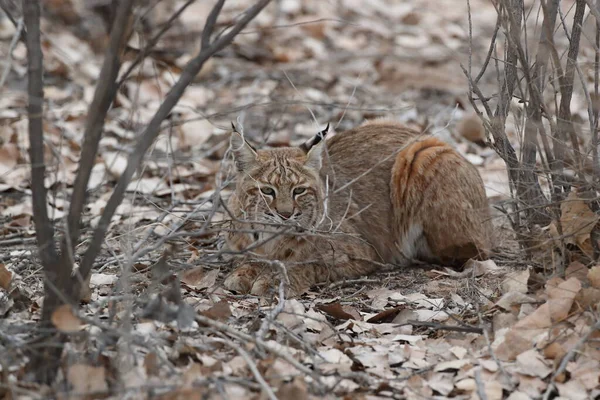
[224,261,308,297]
[224,237,380,297]
[250,241,380,297]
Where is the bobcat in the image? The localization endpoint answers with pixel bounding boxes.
[223,120,493,297]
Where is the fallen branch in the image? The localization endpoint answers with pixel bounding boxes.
[403,320,483,334]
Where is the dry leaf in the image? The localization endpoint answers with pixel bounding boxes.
[455,378,476,392]
[191,268,218,290]
[178,118,213,150]
[495,327,542,361]
[477,379,504,400]
[434,359,471,372]
[0,264,12,290]
[565,261,589,283]
[511,277,580,330]
[9,213,31,227]
[201,300,232,321]
[588,265,600,288]
[463,259,503,277]
[501,268,530,294]
[551,190,600,257]
[546,277,582,323]
[457,113,485,144]
[181,266,205,286]
[556,379,588,400]
[89,273,118,287]
[450,346,468,359]
[276,376,309,400]
[126,176,167,194]
[426,372,454,396]
[570,359,600,390]
[574,287,600,309]
[0,143,19,178]
[505,391,534,400]
[66,363,108,395]
[103,151,128,178]
[144,352,159,376]
[317,302,359,320]
[542,342,566,361]
[366,306,405,323]
[277,299,306,330]
[495,291,535,311]
[366,287,395,309]
[51,304,82,332]
[516,349,552,378]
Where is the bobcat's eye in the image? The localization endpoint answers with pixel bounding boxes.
[260,187,276,197]
[293,187,307,196]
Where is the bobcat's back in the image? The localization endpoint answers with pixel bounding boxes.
[324,121,492,264]
[323,121,417,261]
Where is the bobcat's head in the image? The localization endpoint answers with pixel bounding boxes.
[229,125,329,231]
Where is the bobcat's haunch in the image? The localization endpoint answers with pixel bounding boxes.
[223,120,493,297]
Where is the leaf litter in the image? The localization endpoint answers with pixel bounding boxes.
[0,0,600,398]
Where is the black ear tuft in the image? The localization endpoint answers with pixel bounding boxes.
[313,123,329,147]
[230,122,259,172]
[300,123,330,153]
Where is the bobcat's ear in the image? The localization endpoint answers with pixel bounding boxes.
[300,123,329,153]
[303,123,329,170]
[230,123,258,172]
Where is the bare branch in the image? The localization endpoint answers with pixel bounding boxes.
[75,0,272,287]
[594,0,600,177]
[61,0,135,276]
[494,0,522,124]
[584,0,600,23]
[554,0,586,174]
[0,0,26,42]
[117,0,197,87]
[23,0,57,269]
[201,0,225,50]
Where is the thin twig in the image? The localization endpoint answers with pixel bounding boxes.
[474,368,488,400]
[117,0,197,87]
[256,261,287,339]
[0,16,23,89]
[554,0,586,177]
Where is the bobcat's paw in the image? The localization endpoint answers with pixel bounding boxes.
[223,263,304,298]
[250,273,302,298]
[223,264,263,294]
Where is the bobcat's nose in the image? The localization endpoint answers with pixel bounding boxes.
[277,210,293,220]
